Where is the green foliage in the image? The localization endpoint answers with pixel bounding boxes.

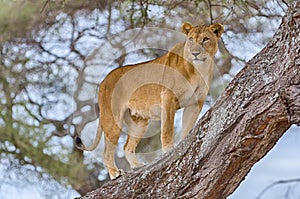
[0,1,42,41]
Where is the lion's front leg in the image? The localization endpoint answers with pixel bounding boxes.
[181,101,204,140]
[160,89,177,152]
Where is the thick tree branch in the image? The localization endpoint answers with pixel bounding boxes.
[77,2,300,198]
[280,84,300,126]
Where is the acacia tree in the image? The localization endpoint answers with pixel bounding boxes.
[0,0,295,198]
[77,2,300,198]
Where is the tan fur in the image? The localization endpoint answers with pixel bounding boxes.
[75,23,224,179]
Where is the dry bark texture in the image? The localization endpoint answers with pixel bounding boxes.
[77,2,300,199]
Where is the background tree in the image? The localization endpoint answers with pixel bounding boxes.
[0,0,298,198]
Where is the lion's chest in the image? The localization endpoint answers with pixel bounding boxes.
[177,61,214,106]
[177,76,209,107]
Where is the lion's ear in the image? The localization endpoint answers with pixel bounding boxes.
[181,22,193,35]
[209,23,224,39]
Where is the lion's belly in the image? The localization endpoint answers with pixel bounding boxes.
[126,79,209,120]
[128,104,162,120]
[127,84,176,120]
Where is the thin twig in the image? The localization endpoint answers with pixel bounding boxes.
[40,0,49,13]
[256,178,300,199]
[207,0,213,24]
[281,0,289,8]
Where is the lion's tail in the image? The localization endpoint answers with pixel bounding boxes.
[75,118,102,151]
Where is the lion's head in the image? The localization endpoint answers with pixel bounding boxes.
[181,23,224,63]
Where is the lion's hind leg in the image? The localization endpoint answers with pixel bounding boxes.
[103,124,124,180]
[124,112,148,168]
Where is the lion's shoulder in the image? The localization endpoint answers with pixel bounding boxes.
[169,42,185,55]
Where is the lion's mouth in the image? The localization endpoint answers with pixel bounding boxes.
[193,57,207,62]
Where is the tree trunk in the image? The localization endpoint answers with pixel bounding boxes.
[76,2,300,198]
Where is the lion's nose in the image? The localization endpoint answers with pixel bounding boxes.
[192,52,200,57]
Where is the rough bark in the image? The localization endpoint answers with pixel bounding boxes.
[77,2,300,199]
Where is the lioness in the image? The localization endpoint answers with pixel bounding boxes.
[75,22,224,179]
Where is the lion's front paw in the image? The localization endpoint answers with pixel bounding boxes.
[133,162,145,168]
[162,145,174,153]
[111,169,124,180]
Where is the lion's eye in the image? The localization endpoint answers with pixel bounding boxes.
[189,37,193,41]
[203,37,209,42]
